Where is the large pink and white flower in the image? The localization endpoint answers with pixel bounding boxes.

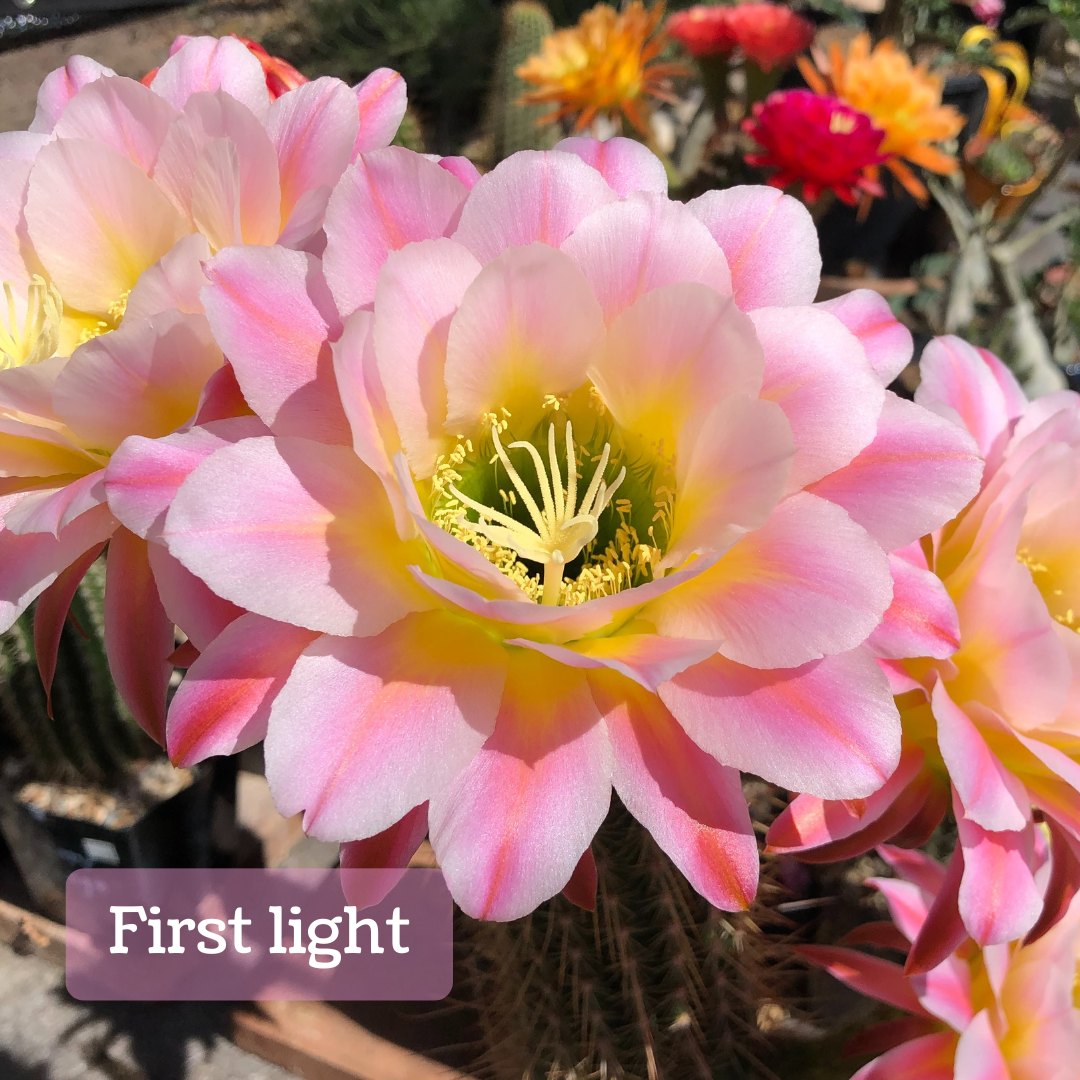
[137,139,981,920]
[800,844,1080,1080]
[0,37,409,739]
[770,337,1080,966]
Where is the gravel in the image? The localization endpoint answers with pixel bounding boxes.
[0,942,299,1080]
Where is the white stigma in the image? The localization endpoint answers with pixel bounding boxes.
[449,419,626,606]
[0,276,62,370]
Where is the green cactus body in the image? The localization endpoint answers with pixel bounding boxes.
[0,556,155,789]
[460,796,802,1080]
[485,1,560,165]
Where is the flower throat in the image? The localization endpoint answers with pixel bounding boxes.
[430,402,672,606]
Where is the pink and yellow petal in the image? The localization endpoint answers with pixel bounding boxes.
[592,283,764,459]
[916,336,1024,464]
[592,671,758,910]
[104,416,268,541]
[373,237,481,475]
[353,68,407,156]
[932,683,1029,833]
[560,192,730,323]
[648,493,894,669]
[767,748,929,854]
[53,76,177,174]
[752,305,885,490]
[25,137,187,315]
[53,311,223,451]
[146,543,242,652]
[443,243,604,437]
[868,554,961,660]
[201,244,352,444]
[103,527,174,744]
[808,391,983,552]
[265,611,506,841]
[29,55,115,134]
[816,289,913,386]
[451,149,617,264]
[554,136,668,197]
[957,815,1042,945]
[688,186,821,311]
[323,147,470,318]
[167,612,319,765]
[663,394,793,568]
[660,645,901,800]
[427,648,611,921]
[266,77,358,247]
[148,35,270,116]
[953,1010,1011,1080]
[0,499,116,632]
[163,435,432,637]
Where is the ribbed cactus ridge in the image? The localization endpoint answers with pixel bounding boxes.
[485,0,559,163]
[0,557,155,787]
[460,796,804,1080]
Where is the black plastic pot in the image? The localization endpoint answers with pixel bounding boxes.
[0,758,222,922]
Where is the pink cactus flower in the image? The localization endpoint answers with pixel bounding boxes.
[142,35,309,100]
[769,336,1080,966]
[0,37,409,739]
[132,140,980,920]
[799,844,1080,1080]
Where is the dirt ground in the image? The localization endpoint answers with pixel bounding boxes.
[0,0,302,133]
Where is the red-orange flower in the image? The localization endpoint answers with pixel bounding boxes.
[725,3,815,71]
[743,89,886,204]
[666,5,737,58]
[668,3,814,70]
[234,36,307,98]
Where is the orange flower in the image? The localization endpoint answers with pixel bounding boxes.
[800,32,962,200]
[516,1,684,135]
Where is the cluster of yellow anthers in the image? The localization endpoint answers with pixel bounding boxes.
[0,276,62,369]
[1018,547,1076,630]
[77,291,130,346]
[430,404,666,607]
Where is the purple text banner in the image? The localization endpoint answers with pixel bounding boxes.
[65,868,453,1000]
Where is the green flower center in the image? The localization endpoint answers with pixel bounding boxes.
[429,395,675,606]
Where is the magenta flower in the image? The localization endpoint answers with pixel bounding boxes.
[114,140,981,920]
[743,89,887,204]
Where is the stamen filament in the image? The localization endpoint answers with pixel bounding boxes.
[451,417,627,605]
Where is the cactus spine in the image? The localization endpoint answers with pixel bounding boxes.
[460,796,803,1080]
[484,1,560,165]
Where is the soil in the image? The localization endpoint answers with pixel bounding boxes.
[0,0,304,134]
[16,758,194,829]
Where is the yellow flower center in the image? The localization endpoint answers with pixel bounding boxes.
[0,276,62,369]
[431,402,669,606]
[76,290,131,346]
[1018,546,1077,631]
[449,417,626,605]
